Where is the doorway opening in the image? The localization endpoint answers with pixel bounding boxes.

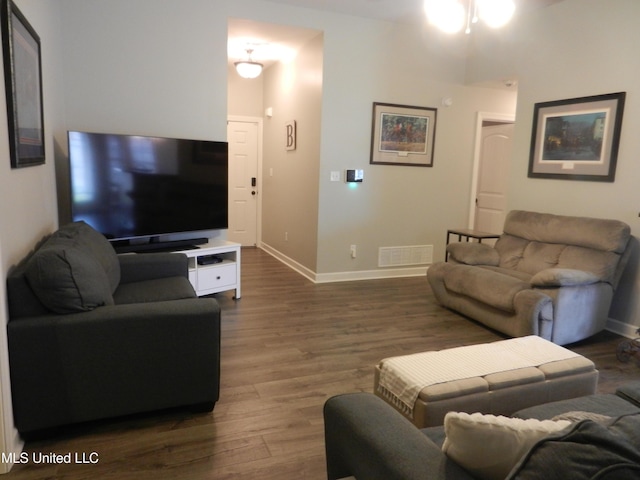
[469,112,515,235]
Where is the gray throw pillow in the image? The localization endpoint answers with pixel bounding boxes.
[54,221,120,293]
[25,240,114,314]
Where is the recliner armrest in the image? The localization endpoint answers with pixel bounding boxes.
[118,252,189,284]
[530,268,601,287]
[446,242,499,266]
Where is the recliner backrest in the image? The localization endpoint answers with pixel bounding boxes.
[495,210,631,287]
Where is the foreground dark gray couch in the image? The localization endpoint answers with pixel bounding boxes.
[7,221,221,435]
[324,382,640,480]
[428,211,632,345]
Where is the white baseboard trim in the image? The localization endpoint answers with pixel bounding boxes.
[259,242,317,283]
[259,243,427,284]
[315,267,427,284]
[606,318,640,339]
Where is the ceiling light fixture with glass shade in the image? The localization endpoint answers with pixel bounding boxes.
[235,48,264,79]
[424,0,515,35]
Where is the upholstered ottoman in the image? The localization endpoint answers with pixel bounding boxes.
[374,336,598,428]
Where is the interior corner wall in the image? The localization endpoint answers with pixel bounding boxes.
[261,33,323,272]
[0,0,66,470]
[465,0,640,329]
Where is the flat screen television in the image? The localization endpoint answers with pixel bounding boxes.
[68,131,228,251]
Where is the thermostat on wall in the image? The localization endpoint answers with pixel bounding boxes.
[346,169,364,183]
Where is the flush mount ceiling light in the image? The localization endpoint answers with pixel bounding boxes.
[424,0,515,34]
[234,48,263,79]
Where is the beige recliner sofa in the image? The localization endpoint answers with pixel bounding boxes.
[427,210,632,345]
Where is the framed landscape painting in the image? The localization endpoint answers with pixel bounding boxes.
[1,0,45,168]
[528,92,625,182]
[370,102,437,167]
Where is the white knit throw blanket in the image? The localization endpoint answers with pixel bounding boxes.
[377,336,580,418]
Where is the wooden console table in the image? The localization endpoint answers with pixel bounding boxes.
[446,228,501,261]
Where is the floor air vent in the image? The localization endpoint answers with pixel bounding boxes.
[378,245,433,267]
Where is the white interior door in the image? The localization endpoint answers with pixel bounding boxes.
[474,123,514,234]
[227,120,259,246]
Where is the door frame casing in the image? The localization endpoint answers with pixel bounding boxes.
[468,111,516,230]
[227,115,263,247]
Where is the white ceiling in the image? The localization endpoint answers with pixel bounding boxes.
[257,0,426,24]
[260,0,565,22]
[228,18,321,68]
[228,0,565,67]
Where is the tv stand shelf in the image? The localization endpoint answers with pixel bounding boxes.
[175,240,241,299]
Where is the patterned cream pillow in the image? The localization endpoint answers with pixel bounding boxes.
[442,412,571,480]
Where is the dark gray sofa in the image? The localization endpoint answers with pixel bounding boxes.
[7,221,221,435]
[324,382,640,480]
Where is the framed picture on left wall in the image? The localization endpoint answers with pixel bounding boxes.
[1,0,45,168]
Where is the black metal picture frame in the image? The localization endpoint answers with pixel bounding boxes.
[1,0,45,168]
[528,92,625,182]
[370,102,437,167]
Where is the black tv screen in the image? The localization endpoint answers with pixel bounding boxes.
[68,131,228,243]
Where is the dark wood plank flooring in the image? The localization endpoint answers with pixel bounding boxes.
[5,247,639,479]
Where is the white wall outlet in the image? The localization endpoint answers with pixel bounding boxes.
[330,171,340,182]
[350,244,357,258]
[285,232,288,241]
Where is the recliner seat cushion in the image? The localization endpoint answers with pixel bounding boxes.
[443,264,530,312]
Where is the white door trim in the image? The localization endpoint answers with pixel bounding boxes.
[468,111,516,229]
[228,115,263,246]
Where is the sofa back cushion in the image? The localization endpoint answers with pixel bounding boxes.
[495,211,630,284]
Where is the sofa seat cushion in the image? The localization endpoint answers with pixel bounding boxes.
[25,239,115,314]
[443,264,531,312]
[507,413,640,479]
[113,277,196,305]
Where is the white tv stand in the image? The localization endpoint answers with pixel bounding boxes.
[175,239,241,299]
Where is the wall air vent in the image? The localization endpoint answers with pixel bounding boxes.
[378,245,433,267]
